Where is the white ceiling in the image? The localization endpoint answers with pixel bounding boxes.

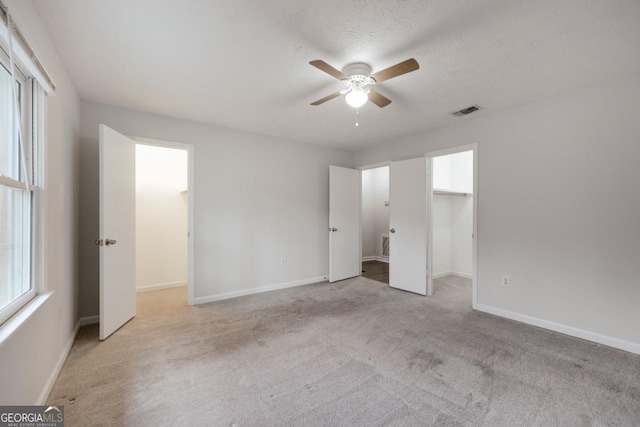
[34,0,640,151]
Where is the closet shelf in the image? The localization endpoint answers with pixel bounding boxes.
[433,188,472,197]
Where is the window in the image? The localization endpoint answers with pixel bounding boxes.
[0,45,40,325]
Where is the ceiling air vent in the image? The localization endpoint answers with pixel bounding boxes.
[452,105,481,117]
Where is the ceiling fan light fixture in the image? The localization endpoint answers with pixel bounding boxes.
[345,86,368,108]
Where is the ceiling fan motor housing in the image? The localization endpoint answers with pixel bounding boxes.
[342,62,376,86]
[343,62,372,78]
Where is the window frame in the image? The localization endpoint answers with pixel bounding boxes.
[0,44,43,327]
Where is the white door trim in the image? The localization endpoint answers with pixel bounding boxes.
[357,160,391,171]
[133,136,196,306]
[424,143,478,309]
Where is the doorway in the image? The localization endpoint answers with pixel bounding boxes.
[99,127,195,340]
[361,165,390,284]
[426,145,477,307]
[134,143,189,310]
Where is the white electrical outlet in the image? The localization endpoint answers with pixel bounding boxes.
[281,257,286,265]
[501,276,510,287]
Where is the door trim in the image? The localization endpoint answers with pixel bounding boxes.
[133,136,196,305]
[424,143,478,309]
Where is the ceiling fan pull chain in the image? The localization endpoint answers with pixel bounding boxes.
[355,110,359,127]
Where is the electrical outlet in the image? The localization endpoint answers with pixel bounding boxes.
[281,257,286,265]
[501,276,510,287]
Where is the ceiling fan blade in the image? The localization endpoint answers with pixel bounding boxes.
[368,90,392,108]
[309,60,347,80]
[310,91,342,106]
[371,58,419,83]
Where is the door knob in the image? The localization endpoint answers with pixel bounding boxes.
[390,228,395,233]
[95,239,104,246]
[328,227,338,232]
[105,239,117,246]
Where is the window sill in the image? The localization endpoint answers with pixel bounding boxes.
[0,292,53,350]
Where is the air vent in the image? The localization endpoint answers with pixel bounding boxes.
[381,234,389,257]
[452,105,481,117]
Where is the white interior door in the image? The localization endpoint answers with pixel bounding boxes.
[329,165,360,282]
[389,157,427,295]
[99,124,136,340]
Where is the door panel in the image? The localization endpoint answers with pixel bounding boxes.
[329,166,360,282]
[389,157,427,295]
[99,124,136,340]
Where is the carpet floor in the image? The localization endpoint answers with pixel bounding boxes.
[48,276,640,426]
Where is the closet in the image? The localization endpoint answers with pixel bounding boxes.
[361,166,389,283]
[432,151,473,281]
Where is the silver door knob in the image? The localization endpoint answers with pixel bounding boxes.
[390,228,395,233]
[328,227,338,232]
[105,239,117,246]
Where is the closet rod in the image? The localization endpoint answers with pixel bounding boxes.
[433,189,471,197]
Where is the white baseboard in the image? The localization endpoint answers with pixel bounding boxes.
[37,320,81,405]
[451,271,472,279]
[362,256,389,263]
[193,275,328,305]
[79,315,99,326]
[476,304,640,355]
[433,271,472,279]
[136,281,186,292]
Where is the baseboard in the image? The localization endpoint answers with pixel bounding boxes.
[451,271,472,279]
[433,271,472,279]
[362,256,389,263]
[476,304,640,355]
[37,320,81,405]
[136,281,186,292]
[79,315,99,326]
[193,275,328,305]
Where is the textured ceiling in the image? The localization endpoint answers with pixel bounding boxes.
[34,0,640,151]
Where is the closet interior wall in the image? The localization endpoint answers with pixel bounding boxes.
[433,151,473,278]
[361,167,389,261]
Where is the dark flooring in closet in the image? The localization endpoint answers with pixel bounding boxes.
[361,260,389,284]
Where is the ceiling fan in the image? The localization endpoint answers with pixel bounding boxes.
[309,58,419,108]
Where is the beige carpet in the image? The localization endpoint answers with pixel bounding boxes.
[49,277,640,426]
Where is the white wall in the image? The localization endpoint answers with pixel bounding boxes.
[450,196,473,276]
[432,195,451,275]
[361,167,389,259]
[79,102,354,313]
[0,1,81,404]
[135,145,188,290]
[355,71,640,352]
[361,170,375,257]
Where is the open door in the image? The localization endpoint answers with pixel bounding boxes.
[99,124,136,340]
[389,157,427,295]
[329,165,360,282]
